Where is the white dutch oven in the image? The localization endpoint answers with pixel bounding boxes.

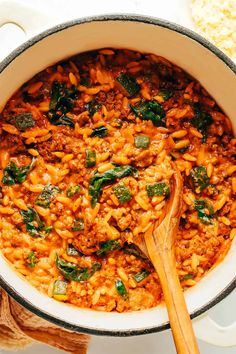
[0,0,236,347]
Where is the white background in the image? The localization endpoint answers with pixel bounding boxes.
[0,0,235,353]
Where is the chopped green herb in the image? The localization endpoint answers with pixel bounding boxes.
[72,218,84,231]
[116,73,140,97]
[133,269,150,283]
[2,158,36,185]
[49,81,78,112]
[194,199,215,225]
[90,125,108,138]
[48,81,77,127]
[123,243,147,260]
[21,207,45,238]
[27,251,37,268]
[182,273,194,280]
[115,279,128,299]
[14,113,35,131]
[96,239,121,256]
[113,182,132,204]
[86,99,102,117]
[146,182,170,197]
[67,244,81,256]
[80,77,91,87]
[159,89,173,101]
[85,149,96,168]
[53,279,67,295]
[44,226,53,235]
[192,103,213,143]
[47,111,75,128]
[66,185,81,198]
[56,255,101,282]
[134,135,150,149]
[35,184,60,208]
[130,100,166,127]
[190,166,210,192]
[89,165,137,207]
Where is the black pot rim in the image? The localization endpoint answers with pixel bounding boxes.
[0,13,236,337]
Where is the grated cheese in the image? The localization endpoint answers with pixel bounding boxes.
[190,0,236,60]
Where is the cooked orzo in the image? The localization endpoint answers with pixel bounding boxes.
[0,49,235,312]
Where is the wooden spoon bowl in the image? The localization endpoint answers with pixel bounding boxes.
[133,165,200,354]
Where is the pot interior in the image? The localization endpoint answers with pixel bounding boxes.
[0,17,236,335]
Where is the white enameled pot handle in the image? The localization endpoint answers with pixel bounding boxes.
[194,313,236,347]
[0,0,58,35]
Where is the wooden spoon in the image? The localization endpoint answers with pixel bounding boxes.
[133,165,200,354]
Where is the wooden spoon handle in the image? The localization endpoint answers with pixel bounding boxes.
[145,233,200,354]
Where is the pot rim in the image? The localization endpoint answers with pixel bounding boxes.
[0,13,236,337]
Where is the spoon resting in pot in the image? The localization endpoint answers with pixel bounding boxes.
[133,164,200,354]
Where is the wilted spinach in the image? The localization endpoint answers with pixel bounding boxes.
[48,81,78,127]
[190,166,210,192]
[192,103,213,143]
[89,165,137,207]
[35,184,60,208]
[21,207,45,237]
[2,158,36,185]
[194,199,215,225]
[130,100,166,127]
[96,239,121,256]
[56,255,101,282]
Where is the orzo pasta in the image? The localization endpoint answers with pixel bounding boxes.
[0,49,235,312]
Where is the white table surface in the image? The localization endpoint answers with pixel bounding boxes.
[0,0,235,353]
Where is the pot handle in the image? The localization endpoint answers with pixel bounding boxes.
[194,313,236,347]
[0,0,58,35]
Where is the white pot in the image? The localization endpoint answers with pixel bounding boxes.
[0,0,236,347]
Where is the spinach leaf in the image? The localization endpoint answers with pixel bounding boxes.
[159,89,173,101]
[96,239,121,256]
[27,251,37,268]
[56,255,101,282]
[86,100,101,117]
[2,158,36,185]
[66,185,81,197]
[123,243,147,260]
[133,269,150,283]
[190,166,210,192]
[146,182,170,197]
[90,126,108,138]
[72,218,84,231]
[80,77,91,87]
[182,273,194,280]
[21,207,45,237]
[49,81,78,112]
[192,103,213,143]
[130,100,166,127]
[14,113,35,131]
[115,279,128,299]
[35,184,60,208]
[48,81,77,127]
[116,73,140,97]
[85,149,96,168]
[113,182,132,204]
[134,135,150,149]
[53,279,67,295]
[194,199,215,225]
[89,165,137,207]
[47,111,75,128]
[44,226,53,234]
